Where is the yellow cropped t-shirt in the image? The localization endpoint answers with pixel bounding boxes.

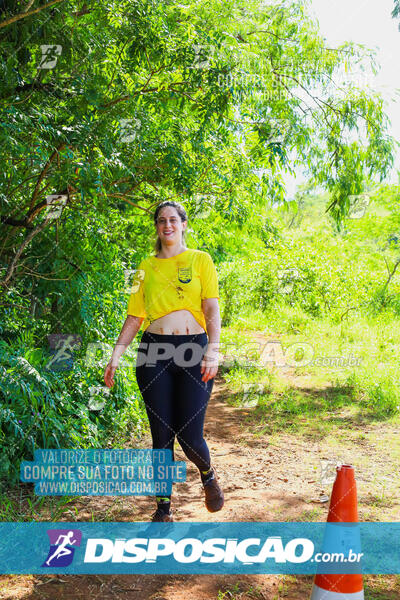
[126,248,219,333]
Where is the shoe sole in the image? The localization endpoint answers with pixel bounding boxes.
[205,492,225,512]
[151,514,174,522]
[206,503,224,513]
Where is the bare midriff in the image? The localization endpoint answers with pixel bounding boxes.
[144,309,205,335]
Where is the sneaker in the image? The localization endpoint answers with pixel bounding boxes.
[151,508,174,522]
[203,468,224,512]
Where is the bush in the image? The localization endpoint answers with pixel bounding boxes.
[345,371,400,417]
[218,259,254,326]
[0,332,146,487]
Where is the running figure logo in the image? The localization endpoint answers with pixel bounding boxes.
[42,529,82,567]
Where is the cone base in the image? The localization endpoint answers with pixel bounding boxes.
[310,584,364,599]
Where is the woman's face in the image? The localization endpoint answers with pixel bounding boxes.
[155,206,187,247]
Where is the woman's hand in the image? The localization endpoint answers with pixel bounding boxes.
[200,352,218,383]
[104,361,118,388]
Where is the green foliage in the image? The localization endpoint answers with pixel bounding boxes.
[0,0,397,486]
[345,372,400,417]
[219,259,255,326]
[0,330,146,487]
[220,184,400,419]
[215,184,400,326]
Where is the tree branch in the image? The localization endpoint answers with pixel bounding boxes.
[0,216,34,228]
[381,257,400,295]
[23,0,36,13]
[100,80,192,109]
[29,144,65,212]
[0,0,65,29]
[106,193,152,213]
[1,214,54,288]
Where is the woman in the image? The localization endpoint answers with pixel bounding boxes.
[104,200,224,522]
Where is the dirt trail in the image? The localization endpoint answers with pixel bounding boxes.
[0,378,317,599]
[1,331,400,599]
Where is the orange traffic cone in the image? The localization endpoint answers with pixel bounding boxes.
[310,464,364,599]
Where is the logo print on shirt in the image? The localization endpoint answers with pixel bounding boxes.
[178,267,192,283]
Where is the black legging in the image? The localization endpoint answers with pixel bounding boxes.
[135,330,214,475]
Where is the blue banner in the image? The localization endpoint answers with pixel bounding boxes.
[20,449,186,496]
[0,522,399,574]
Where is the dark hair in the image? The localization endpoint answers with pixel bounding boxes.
[153,200,188,254]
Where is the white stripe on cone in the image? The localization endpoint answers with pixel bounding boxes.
[310,584,364,599]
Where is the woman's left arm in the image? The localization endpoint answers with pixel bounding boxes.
[201,297,221,383]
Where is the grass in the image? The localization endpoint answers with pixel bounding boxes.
[0,483,143,523]
[0,485,79,521]
[217,582,269,599]
[364,575,400,599]
[215,576,400,600]
[230,305,400,419]
[219,315,400,525]
[223,369,387,440]
[222,301,400,424]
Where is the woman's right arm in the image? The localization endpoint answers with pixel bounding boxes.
[104,315,144,388]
